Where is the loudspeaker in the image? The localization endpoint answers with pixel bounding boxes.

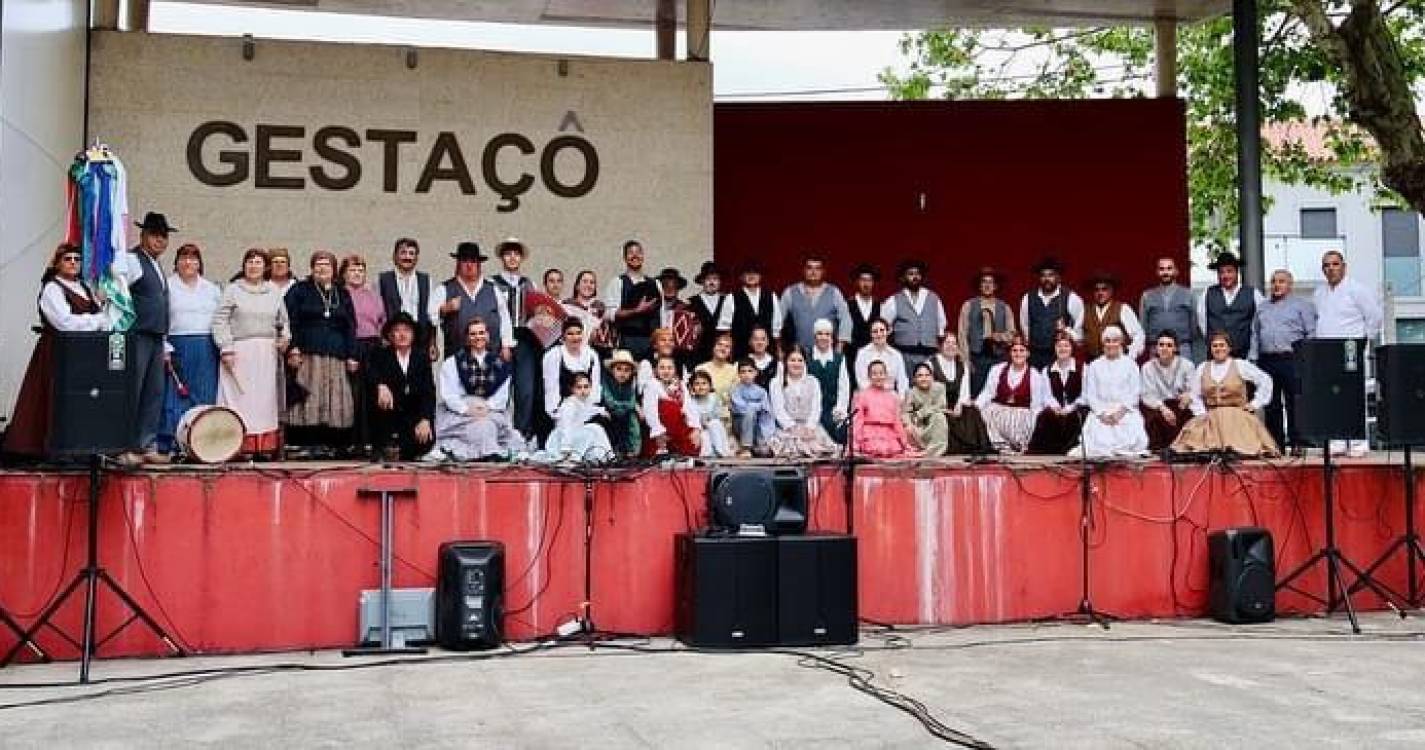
[436,541,504,650]
[707,467,808,535]
[675,533,778,648]
[777,534,858,646]
[1376,344,1425,446]
[1207,527,1275,624]
[1293,338,1366,442]
[49,332,137,457]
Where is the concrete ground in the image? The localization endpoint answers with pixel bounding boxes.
[2,614,1425,748]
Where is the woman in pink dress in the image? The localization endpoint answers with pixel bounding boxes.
[851,360,922,459]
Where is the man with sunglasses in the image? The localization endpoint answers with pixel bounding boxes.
[1313,250,1382,457]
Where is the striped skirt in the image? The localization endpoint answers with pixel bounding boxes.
[981,402,1036,453]
[286,353,354,429]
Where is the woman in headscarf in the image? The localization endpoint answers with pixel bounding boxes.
[1080,326,1150,458]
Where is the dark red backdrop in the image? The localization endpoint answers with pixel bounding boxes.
[714,99,1189,309]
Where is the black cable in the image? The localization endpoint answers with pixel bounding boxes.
[504,482,568,617]
[117,492,193,652]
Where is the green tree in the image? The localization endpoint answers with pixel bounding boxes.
[880,1,1425,248]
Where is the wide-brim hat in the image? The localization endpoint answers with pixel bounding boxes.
[850,263,881,281]
[135,212,177,235]
[656,266,689,290]
[495,236,528,257]
[1207,251,1243,270]
[382,311,418,339]
[605,349,638,370]
[737,259,764,277]
[1087,269,1119,288]
[451,241,488,262]
[972,265,1007,290]
[1032,256,1063,274]
[897,258,928,277]
[694,261,722,285]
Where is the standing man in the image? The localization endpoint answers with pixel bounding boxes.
[490,237,539,437]
[1197,251,1264,361]
[1314,250,1383,457]
[881,259,947,373]
[845,264,882,379]
[113,212,176,465]
[1081,272,1144,360]
[957,266,1017,396]
[378,237,440,358]
[1140,256,1200,361]
[718,260,782,358]
[1020,256,1084,370]
[687,261,729,365]
[437,241,513,366]
[1254,269,1316,454]
[602,240,659,359]
[780,255,851,353]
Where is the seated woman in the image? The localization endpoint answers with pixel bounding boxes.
[768,347,839,459]
[602,350,643,459]
[366,313,436,461]
[1027,332,1085,455]
[927,332,993,455]
[536,372,613,463]
[1171,331,1280,457]
[1140,330,1195,452]
[642,354,702,458]
[637,327,685,391]
[688,370,733,458]
[853,318,908,395]
[1080,326,1150,458]
[694,333,739,447]
[435,318,525,460]
[902,362,949,457]
[975,337,1048,454]
[542,316,602,420]
[2,244,111,458]
[852,359,921,459]
[807,319,850,444]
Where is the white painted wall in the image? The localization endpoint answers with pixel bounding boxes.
[0,0,89,423]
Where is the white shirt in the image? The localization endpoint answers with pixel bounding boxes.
[109,250,167,292]
[39,279,109,332]
[602,271,649,322]
[1043,360,1083,410]
[853,344,909,395]
[166,275,221,336]
[1084,354,1141,416]
[695,292,731,330]
[393,269,442,326]
[498,271,529,322]
[659,299,680,329]
[852,294,877,323]
[812,346,851,416]
[1313,276,1383,339]
[542,345,603,416]
[438,276,516,349]
[770,374,823,430]
[931,354,974,406]
[715,287,784,334]
[438,352,511,414]
[880,288,948,335]
[1195,284,1267,341]
[974,362,1050,414]
[1019,288,1085,343]
[1088,303,1145,359]
[395,350,412,375]
[1189,358,1272,416]
[642,378,701,438]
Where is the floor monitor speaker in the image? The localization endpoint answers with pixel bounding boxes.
[436,541,505,650]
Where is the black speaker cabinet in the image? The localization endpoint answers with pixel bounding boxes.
[1293,338,1366,442]
[675,533,778,648]
[1207,527,1275,624]
[49,331,137,457]
[1376,344,1425,446]
[436,541,505,650]
[707,467,808,535]
[777,534,858,647]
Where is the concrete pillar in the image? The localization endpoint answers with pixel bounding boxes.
[93,0,121,30]
[655,0,676,61]
[1233,0,1264,289]
[1155,18,1177,98]
[126,0,151,32]
[686,0,710,62]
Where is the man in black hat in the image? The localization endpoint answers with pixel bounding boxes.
[366,313,436,460]
[957,266,1017,395]
[721,259,782,359]
[378,237,439,358]
[490,237,540,437]
[1196,251,1263,360]
[687,261,729,364]
[437,241,513,365]
[1081,271,1144,360]
[882,259,947,373]
[602,240,660,359]
[1019,256,1084,370]
[655,267,690,330]
[111,212,176,465]
[780,255,851,353]
[845,263,882,377]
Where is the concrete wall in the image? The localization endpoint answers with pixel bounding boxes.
[0,0,89,423]
[87,30,712,284]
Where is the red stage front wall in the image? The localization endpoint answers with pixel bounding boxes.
[0,462,1417,662]
[713,100,1190,305]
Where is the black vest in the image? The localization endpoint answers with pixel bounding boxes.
[1026,290,1070,353]
[848,296,882,350]
[378,270,430,323]
[1204,285,1257,359]
[731,288,776,351]
[617,274,658,338]
[128,249,169,335]
[441,278,504,353]
[688,293,726,360]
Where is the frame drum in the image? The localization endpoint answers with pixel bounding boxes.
[177,405,246,463]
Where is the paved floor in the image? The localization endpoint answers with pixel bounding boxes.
[3,614,1425,748]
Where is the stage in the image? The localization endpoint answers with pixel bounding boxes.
[0,456,1419,662]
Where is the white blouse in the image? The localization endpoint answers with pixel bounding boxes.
[931,354,974,406]
[641,378,701,439]
[1189,358,1273,416]
[39,279,109,332]
[438,352,511,414]
[167,274,222,335]
[974,362,1050,414]
[853,344,909,395]
[770,374,823,430]
[1084,354,1141,416]
[541,345,603,416]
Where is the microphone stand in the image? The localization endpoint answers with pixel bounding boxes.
[842,405,859,535]
[1071,405,1113,629]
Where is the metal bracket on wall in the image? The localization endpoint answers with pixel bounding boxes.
[406,47,418,70]
[242,34,255,62]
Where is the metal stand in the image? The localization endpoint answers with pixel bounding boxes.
[1276,450,1402,633]
[0,455,184,681]
[1350,446,1425,608]
[1072,457,1113,629]
[344,487,425,656]
[0,607,46,662]
[580,476,598,638]
[842,409,858,535]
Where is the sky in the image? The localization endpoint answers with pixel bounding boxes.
[150,2,914,101]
